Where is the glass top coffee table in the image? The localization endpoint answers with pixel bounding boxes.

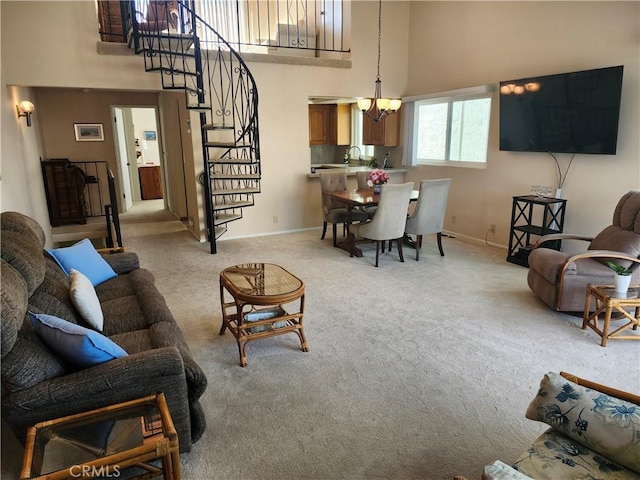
[219,263,308,367]
[20,393,180,480]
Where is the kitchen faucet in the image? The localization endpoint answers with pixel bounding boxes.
[344,146,362,164]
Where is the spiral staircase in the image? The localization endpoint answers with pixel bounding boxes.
[129,0,260,254]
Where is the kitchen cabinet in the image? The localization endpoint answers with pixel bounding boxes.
[308,104,351,145]
[139,165,163,200]
[362,107,401,146]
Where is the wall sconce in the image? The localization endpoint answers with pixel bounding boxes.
[16,101,35,127]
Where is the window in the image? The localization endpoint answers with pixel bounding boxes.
[406,86,493,167]
[351,105,374,159]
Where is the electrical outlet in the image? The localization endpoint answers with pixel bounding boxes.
[273,215,278,224]
[490,224,496,233]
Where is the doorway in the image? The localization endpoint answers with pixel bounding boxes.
[112,106,165,212]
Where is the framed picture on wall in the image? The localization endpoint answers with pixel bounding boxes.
[74,123,104,142]
[144,130,157,141]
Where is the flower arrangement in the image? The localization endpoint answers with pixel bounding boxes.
[367,169,390,186]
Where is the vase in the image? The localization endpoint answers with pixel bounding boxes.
[373,185,382,194]
[613,274,631,294]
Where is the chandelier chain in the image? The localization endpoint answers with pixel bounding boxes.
[376,0,382,81]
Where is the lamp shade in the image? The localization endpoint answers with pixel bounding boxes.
[357,98,372,111]
[18,101,35,113]
[376,98,390,111]
[388,99,402,111]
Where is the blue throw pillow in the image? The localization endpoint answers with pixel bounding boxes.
[29,312,127,368]
[46,238,117,286]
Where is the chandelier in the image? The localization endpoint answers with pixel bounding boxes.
[357,0,401,123]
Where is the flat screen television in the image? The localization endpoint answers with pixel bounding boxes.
[499,65,624,155]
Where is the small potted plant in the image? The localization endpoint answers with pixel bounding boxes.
[606,261,633,293]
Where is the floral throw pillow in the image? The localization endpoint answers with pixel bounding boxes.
[525,372,640,473]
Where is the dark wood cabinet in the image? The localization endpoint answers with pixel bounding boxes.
[362,108,401,146]
[41,159,87,227]
[139,165,163,200]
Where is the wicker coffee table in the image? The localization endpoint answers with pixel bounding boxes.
[219,263,308,366]
[20,393,180,480]
[582,284,640,346]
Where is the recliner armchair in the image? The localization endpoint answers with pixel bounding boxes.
[527,191,640,312]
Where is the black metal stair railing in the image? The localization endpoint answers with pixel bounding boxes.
[127,0,260,254]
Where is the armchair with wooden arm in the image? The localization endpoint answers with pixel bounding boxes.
[527,191,640,312]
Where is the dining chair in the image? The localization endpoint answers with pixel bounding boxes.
[355,171,377,219]
[319,171,369,247]
[348,182,414,267]
[404,178,452,260]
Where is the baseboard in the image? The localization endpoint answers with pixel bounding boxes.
[441,229,507,250]
[216,227,321,242]
[218,227,508,250]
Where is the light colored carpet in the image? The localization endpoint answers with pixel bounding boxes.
[3,200,639,479]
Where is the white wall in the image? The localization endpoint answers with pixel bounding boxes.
[131,108,160,165]
[1,0,410,241]
[0,79,52,245]
[3,1,635,246]
[405,1,640,246]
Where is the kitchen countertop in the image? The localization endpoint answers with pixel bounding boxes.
[307,164,407,178]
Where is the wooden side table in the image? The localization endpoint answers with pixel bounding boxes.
[219,263,308,366]
[20,393,180,480]
[582,284,640,346]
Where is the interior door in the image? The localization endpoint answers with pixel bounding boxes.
[112,107,134,211]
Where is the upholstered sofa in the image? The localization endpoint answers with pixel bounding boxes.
[512,372,640,480]
[1,211,207,452]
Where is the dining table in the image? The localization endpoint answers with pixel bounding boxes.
[325,187,419,257]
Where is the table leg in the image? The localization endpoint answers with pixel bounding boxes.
[601,302,613,347]
[336,231,362,257]
[582,289,592,330]
[219,283,227,335]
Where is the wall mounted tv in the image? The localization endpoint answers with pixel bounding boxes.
[499,65,624,155]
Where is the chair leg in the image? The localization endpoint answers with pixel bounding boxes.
[437,232,445,256]
[349,233,355,257]
[321,221,328,240]
[415,235,422,261]
[397,238,405,262]
[332,223,338,247]
[375,241,380,267]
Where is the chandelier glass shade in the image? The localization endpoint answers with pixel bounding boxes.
[359,0,401,123]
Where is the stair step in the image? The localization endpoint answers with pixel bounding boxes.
[164,86,202,95]
[211,173,261,180]
[214,213,242,226]
[209,158,258,165]
[144,67,200,79]
[187,105,212,112]
[203,124,235,131]
[137,32,193,40]
[213,187,260,195]
[206,142,235,148]
[140,48,196,58]
[205,142,251,148]
[213,200,254,211]
[213,226,227,240]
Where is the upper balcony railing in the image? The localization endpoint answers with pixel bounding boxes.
[97,0,350,56]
